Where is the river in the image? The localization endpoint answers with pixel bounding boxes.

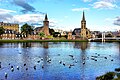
[0,42,120,80]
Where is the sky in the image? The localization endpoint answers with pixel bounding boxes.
[0,0,120,32]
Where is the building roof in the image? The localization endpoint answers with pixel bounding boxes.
[72,28,81,35]
[0,22,19,27]
[45,14,48,21]
[34,26,43,31]
[82,11,86,21]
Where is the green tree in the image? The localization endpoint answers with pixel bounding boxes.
[0,27,4,39]
[53,32,61,37]
[39,32,45,39]
[49,28,55,35]
[21,23,33,37]
[106,33,113,37]
[96,72,116,80]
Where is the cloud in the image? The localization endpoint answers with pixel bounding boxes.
[72,8,89,12]
[0,14,13,22]
[0,0,45,14]
[114,16,120,26]
[92,1,117,9]
[13,14,44,24]
[83,0,92,2]
[104,18,115,22]
[13,14,57,27]
[0,8,16,22]
[0,8,57,27]
[49,19,58,27]
[104,17,120,27]
[0,8,16,14]
[0,8,44,25]
[12,0,35,13]
[10,0,45,14]
[64,16,68,19]
[102,0,116,2]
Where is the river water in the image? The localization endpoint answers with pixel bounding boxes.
[0,42,120,80]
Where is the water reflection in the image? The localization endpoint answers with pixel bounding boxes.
[0,42,120,80]
[74,42,88,51]
[118,42,120,53]
[0,43,3,47]
[22,43,32,48]
[42,42,49,48]
[75,42,88,80]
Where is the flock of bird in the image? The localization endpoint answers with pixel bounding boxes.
[0,50,114,79]
[0,56,50,79]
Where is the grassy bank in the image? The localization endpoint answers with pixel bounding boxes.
[96,72,120,80]
[91,40,120,42]
[1,39,120,43]
[0,39,88,43]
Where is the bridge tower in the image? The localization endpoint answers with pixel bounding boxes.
[102,32,105,42]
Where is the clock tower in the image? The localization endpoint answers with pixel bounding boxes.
[43,14,50,36]
[81,11,87,38]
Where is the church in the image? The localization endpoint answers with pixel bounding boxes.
[34,14,50,36]
[72,11,91,39]
[80,11,91,39]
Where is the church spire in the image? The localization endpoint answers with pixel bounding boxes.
[82,11,85,21]
[45,14,48,21]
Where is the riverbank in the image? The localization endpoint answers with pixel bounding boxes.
[0,39,88,43]
[91,40,120,42]
[1,39,120,43]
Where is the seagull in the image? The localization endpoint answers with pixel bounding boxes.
[34,65,36,70]
[42,64,44,69]
[59,61,62,64]
[68,65,71,68]
[69,55,73,58]
[37,60,40,63]
[26,68,28,70]
[41,58,43,61]
[24,64,26,66]
[11,66,13,68]
[17,66,19,70]
[83,62,85,65]
[11,68,14,72]
[83,57,85,60]
[74,60,78,63]
[104,57,107,59]
[63,62,65,66]
[5,72,7,79]
[94,59,97,61]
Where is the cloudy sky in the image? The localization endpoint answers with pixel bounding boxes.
[0,0,120,31]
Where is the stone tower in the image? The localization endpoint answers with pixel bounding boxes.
[81,11,87,38]
[43,14,50,36]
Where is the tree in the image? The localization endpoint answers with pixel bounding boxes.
[106,33,113,37]
[97,33,102,38]
[49,28,55,35]
[53,32,61,37]
[21,23,33,37]
[39,32,45,39]
[0,27,4,39]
